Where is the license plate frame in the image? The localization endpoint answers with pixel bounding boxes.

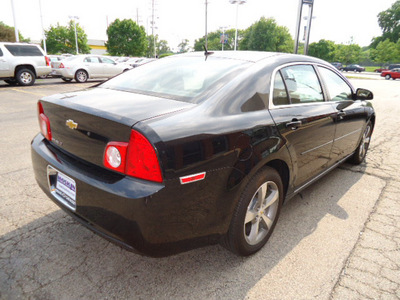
[47,166,76,211]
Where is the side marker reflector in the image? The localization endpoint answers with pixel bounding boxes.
[179,172,206,185]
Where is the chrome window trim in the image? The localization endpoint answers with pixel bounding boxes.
[268,62,353,110]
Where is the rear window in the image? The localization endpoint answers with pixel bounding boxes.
[99,55,250,103]
[4,45,43,56]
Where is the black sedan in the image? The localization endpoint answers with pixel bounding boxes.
[31,51,375,257]
[342,64,366,72]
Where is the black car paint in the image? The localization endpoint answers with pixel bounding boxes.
[31,52,375,256]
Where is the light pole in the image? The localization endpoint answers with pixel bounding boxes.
[229,0,246,51]
[39,0,47,54]
[294,0,314,55]
[69,16,79,54]
[10,0,19,42]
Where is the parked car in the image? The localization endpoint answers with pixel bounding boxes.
[0,42,51,86]
[331,62,343,70]
[342,64,365,72]
[51,55,132,83]
[127,57,156,68]
[31,51,375,257]
[374,67,388,73]
[381,68,400,80]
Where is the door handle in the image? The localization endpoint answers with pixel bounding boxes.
[286,120,302,130]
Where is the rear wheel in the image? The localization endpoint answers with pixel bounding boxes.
[349,121,372,165]
[222,167,283,256]
[75,70,88,83]
[16,68,35,86]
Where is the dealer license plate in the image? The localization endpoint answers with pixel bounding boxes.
[47,166,76,211]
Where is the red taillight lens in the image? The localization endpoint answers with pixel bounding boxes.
[103,130,163,183]
[37,102,52,141]
[59,63,64,69]
[45,56,51,66]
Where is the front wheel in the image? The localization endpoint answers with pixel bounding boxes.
[349,121,372,165]
[385,74,391,80]
[16,68,35,86]
[75,70,88,83]
[222,167,283,256]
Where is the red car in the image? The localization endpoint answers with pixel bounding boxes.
[381,68,400,80]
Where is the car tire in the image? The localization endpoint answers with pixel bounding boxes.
[75,70,88,83]
[4,79,18,86]
[16,68,35,86]
[61,77,73,82]
[385,75,391,80]
[349,121,372,165]
[222,166,283,256]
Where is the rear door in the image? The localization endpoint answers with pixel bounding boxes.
[0,47,10,77]
[83,56,102,77]
[269,64,336,188]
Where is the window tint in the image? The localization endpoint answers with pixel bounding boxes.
[281,65,324,103]
[4,45,43,56]
[84,57,100,63]
[0,48,3,56]
[318,67,353,101]
[273,71,289,105]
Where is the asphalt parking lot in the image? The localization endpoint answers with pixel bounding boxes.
[0,77,399,299]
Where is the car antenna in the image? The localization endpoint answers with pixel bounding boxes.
[203,45,214,61]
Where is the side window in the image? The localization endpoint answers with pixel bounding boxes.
[84,57,100,63]
[4,45,42,56]
[318,67,353,101]
[101,57,115,64]
[281,65,324,103]
[273,71,289,105]
[0,48,3,56]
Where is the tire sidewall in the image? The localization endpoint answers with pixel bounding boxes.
[229,167,283,256]
[16,69,35,86]
[75,70,88,83]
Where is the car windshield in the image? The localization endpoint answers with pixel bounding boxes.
[99,55,250,103]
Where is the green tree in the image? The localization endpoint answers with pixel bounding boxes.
[194,29,236,51]
[371,39,400,66]
[178,39,190,53]
[106,19,147,56]
[333,43,362,65]
[45,21,90,54]
[371,1,400,48]
[0,21,30,42]
[146,35,171,57]
[308,39,336,61]
[239,17,293,52]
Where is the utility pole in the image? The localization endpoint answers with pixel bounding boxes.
[205,1,208,49]
[39,0,47,54]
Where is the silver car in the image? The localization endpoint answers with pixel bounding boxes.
[52,55,132,83]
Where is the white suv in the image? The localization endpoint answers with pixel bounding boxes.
[0,42,51,86]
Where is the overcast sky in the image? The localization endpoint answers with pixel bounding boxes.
[1,0,397,51]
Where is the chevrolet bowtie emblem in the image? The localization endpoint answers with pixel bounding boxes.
[66,119,78,130]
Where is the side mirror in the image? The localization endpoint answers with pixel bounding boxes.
[355,88,373,100]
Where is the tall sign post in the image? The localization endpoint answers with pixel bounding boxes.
[294,0,314,55]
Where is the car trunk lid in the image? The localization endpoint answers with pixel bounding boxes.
[39,87,195,168]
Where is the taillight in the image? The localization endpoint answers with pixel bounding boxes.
[103,130,163,183]
[59,63,64,68]
[45,56,51,66]
[37,102,52,141]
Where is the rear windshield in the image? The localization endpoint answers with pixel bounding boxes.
[4,45,43,56]
[99,55,250,103]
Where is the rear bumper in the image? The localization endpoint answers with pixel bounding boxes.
[31,134,223,256]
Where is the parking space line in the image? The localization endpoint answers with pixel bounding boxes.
[10,88,46,97]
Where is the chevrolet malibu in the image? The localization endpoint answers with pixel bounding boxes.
[31,51,375,257]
